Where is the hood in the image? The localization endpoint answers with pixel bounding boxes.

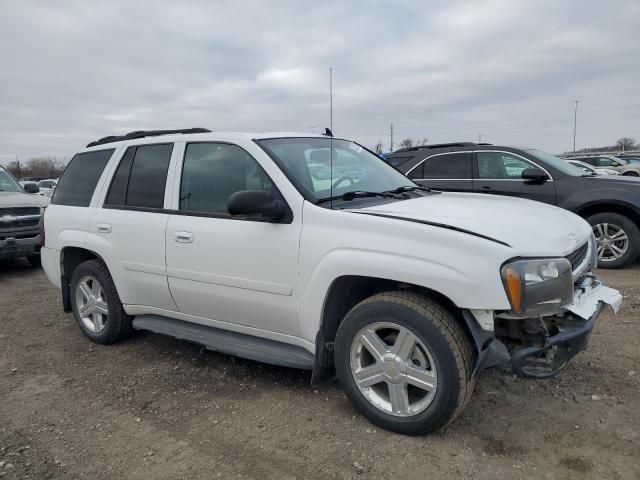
[0,191,50,208]
[355,192,591,256]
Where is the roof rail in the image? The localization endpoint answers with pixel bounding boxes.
[394,142,479,153]
[86,127,212,148]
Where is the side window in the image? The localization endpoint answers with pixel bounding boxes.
[52,149,115,206]
[180,143,274,215]
[423,153,472,179]
[579,157,597,166]
[104,147,135,206]
[597,157,617,167]
[104,144,173,209]
[408,162,424,179]
[476,152,535,179]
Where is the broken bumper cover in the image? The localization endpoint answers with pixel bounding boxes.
[511,283,622,379]
[510,302,601,378]
[465,283,623,379]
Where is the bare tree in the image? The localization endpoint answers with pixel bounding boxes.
[616,137,637,151]
[399,138,414,149]
[24,157,65,178]
[417,137,429,146]
[6,160,23,178]
[374,141,384,154]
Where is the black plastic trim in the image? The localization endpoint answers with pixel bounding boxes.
[132,315,315,370]
[102,205,293,224]
[86,128,211,148]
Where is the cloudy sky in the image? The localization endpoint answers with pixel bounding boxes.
[1,0,639,164]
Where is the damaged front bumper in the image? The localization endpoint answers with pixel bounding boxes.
[463,279,623,379]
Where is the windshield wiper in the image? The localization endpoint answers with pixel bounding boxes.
[386,185,432,194]
[317,190,400,204]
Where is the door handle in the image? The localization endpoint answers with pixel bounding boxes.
[96,223,112,233]
[174,231,194,243]
[481,186,492,190]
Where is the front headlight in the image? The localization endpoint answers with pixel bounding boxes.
[501,258,573,316]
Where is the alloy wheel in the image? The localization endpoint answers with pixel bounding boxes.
[593,223,629,262]
[350,322,437,417]
[75,275,109,332]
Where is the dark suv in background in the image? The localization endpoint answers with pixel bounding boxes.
[386,142,640,268]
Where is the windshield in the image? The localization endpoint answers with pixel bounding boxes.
[0,168,23,192]
[257,137,416,204]
[525,149,586,176]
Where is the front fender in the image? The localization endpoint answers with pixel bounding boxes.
[297,248,510,343]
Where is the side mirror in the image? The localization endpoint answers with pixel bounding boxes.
[23,183,40,194]
[227,190,286,221]
[521,168,549,183]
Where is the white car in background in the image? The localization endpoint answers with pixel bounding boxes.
[566,160,620,176]
[37,179,58,197]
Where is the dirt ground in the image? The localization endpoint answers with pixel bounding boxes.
[0,261,638,480]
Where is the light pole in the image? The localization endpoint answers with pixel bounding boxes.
[573,100,579,152]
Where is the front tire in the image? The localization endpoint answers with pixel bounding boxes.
[70,259,133,344]
[334,292,474,435]
[587,212,640,269]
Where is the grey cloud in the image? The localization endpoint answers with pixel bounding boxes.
[1,0,639,164]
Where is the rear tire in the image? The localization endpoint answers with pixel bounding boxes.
[334,291,474,435]
[586,212,640,269]
[70,259,133,344]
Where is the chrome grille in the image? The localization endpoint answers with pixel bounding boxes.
[566,242,589,277]
[0,207,41,231]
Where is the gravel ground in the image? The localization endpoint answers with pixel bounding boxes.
[0,260,638,479]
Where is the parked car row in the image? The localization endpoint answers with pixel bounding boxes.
[18,178,58,197]
[0,165,49,265]
[39,128,621,435]
[561,153,640,176]
[386,143,640,269]
[565,159,620,176]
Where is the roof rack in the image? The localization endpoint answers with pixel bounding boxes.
[394,142,481,153]
[86,127,212,148]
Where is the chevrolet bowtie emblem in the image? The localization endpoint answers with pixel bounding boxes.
[0,215,17,223]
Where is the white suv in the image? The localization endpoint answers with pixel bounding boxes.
[41,128,621,435]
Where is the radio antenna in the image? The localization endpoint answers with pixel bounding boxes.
[330,67,334,210]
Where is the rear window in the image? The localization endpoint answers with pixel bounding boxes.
[52,149,115,206]
[386,155,414,168]
[423,152,472,179]
[104,144,173,209]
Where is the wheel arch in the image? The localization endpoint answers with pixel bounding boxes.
[577,201,640,228]
[311,275,475,384]
[59,246,110,312]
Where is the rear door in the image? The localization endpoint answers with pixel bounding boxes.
[406,152,473,192]
[472,150,557,205]
[88,143,177,311]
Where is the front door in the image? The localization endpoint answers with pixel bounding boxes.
[472,151,557,205]
[165,142,302,336]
